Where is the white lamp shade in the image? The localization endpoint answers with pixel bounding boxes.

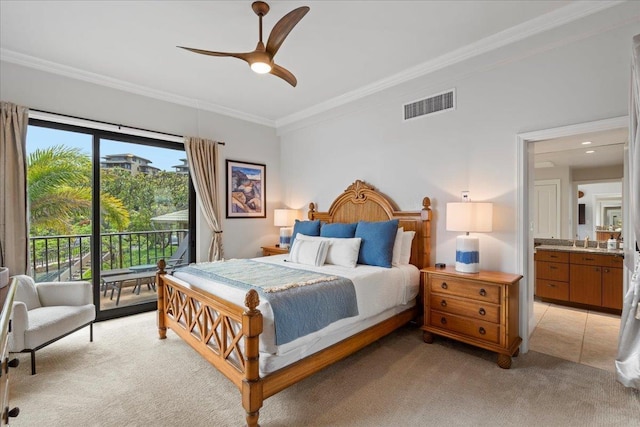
[274,209,300,227]
[446,202,493,232]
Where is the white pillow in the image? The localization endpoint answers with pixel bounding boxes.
[295,234,362,268]
[288,239,330,266]
[399,231,416,265]
[391,227,404,266]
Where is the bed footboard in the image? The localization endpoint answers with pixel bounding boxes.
[156,260,264,427]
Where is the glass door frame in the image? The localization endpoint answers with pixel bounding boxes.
[28,118,195,321]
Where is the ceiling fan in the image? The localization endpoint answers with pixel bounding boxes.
[178,1,309,87]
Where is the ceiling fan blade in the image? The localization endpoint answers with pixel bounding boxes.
[265,6,310,57]
[178,46,252,63]
[270,64,297,87]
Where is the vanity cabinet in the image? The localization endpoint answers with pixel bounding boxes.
[535,251,569,301]
[535,249,623,312]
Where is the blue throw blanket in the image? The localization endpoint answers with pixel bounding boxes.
[175,259,358,345]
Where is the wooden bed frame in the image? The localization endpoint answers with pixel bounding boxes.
[155,180,432,426]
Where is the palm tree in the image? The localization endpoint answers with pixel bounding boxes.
[28,145,129,235]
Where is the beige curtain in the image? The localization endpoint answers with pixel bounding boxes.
[184,137,223,261]
[615,34,640,390]
[0,102,29,274]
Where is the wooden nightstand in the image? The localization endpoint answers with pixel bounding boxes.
[421,266,522,369]
[261,245,289,256]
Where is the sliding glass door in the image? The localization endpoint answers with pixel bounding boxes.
[26,119,194,320]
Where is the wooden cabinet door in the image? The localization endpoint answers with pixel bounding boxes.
[602,267,623,310]
[569,264,602,306]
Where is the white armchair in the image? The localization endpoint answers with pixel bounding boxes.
[10,275,96,374]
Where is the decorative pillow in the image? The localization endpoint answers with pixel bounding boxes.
[391,227,404,266]
[295,234,361,268]
[288,239,330,266]
[324,237,361,268]
[291,220,321,246]
[355,219,399,268]
[399,230,416,265]
[320,222,357,238]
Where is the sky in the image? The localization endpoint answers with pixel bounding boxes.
[26,125,185,171]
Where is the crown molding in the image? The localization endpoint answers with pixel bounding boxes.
[275,0,625,132]
[0,1,625,133]
[0,48,275,128]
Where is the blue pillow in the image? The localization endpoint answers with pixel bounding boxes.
[355,219,399,268]
[291,220,321,245]
[320,222,357,238]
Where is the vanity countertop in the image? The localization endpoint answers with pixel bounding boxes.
[535,244,624,257]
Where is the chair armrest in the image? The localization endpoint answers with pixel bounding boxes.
[36,281,93,306]
[9,301,28,351]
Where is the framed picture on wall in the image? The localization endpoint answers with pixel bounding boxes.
[226,159,266,218]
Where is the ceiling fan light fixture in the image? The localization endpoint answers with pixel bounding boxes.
[251,61,272,74]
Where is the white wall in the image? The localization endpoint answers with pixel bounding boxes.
[278,4,637,275]
[0,61,282,260]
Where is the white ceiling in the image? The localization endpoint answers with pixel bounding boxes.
[2,0,622,129]
[534,128,627,169]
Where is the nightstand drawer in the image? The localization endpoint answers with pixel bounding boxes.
[430,310,500,344]
[429,294,500,324]
[429,276,500,304]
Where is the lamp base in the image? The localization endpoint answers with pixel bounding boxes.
[455,234,480,273]
[279,227,293,249]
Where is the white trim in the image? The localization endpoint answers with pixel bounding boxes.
[1,2,622,132]
[2,49,275,129]
[28,110,185,144]
[275,1,623,131]
[516,115,628,354]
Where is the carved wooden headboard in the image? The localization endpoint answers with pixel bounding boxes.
[307,180,432,269]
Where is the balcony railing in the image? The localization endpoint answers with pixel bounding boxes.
[29,229,188,282]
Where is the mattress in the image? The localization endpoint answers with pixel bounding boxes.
[172,255,420,375]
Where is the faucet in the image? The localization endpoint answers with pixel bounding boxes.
[584,236,589,248]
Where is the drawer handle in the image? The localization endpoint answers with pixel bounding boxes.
[440,317,447,325]
[441,282,448,290]
[479,288,487,297]
[604,268,610,273]
[546,283,556,288]
[479,308,486,316]
[550,255,558,258]
[440,300,447,307]
[595,267,600,272]
[549,266,558,270]
[479,327,486,335]
[584,257,595,261]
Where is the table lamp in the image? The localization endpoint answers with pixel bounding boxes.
[446,201,493,273]
[274,209,300,249]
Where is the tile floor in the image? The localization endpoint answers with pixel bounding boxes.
[530,301,621,373]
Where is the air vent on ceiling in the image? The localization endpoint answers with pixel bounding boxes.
[403,89,455,121]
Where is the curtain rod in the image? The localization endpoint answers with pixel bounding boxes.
[29,108,226,145]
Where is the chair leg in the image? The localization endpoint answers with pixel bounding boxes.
[90,322,94,342]
[30,350,36,375]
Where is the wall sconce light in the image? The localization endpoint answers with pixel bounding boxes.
[446,195,493,273]
[274,209,301,249]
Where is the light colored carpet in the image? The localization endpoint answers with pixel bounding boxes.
[10,311,640,426]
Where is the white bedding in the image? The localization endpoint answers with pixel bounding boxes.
[172,255,420,374]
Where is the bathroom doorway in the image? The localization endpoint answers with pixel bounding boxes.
[516,116,629,367]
